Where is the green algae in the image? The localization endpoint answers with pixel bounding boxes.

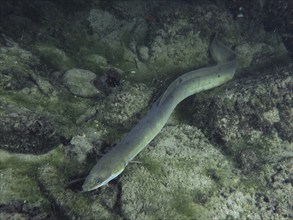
[0,146,65,173]
[140,156,166,177]
[0,156,37,173]
[204,167,230,187]
[0,147,67,208]
[192,188,214,205]
[228,136,274,164]
[37,164,120,219]
[0,168,49,206]
[34,43,74,71]
[0,2,291,219]
[0,145,85,210]
[171,190,208,219]
[0,90,93,136]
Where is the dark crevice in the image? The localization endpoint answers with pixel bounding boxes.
[35,179,70,220]
[113,182,127,220]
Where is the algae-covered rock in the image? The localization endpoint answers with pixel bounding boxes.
[192,63,293,154]
[88,9,123,38]
[117,124,291,219]
[63,68,100,98]
[0,36,57,95]
[67,127,109,164]
[93,82,154,130]
[119,124,234,219]
[110,0,158,19]
[38,165,121,220]
[0,40,38,90]
[0,104,61,154]
[0,148,61,218]
[86,9,149,79]
[138,46,150,61]
[0,143,121,219]
[235,40,288,72]
[82,1,289,83]
[0,200,50,220]
[0,167,47,206]
[84,54,108,72]
[34,44,73,71]
[0,0,292,219]
[187,63,293,218]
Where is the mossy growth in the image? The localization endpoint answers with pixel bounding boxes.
[145,58,184,82]
[73,38,126,71]
[202,159,238,190]
[228,135,274,162]
[0,146,65,174]
[0,90,94,136]
[100,127,126,144]
[191,188,217,206]
[0,156,38,173]
[204,167,230,188]
[0,147,68,207]
[33,43,74,71]
[140,156,166,178]
[171,190,208,219]
[1,168,48,206]
[64,25,147,78]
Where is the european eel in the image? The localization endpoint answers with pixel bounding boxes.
[82,36,236,191]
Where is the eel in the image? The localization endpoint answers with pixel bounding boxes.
[82,36,236,191]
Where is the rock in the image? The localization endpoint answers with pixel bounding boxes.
[0,43,38,90]
[192,63,293,151]
[63,68,100,98]
[0,167,47,206]
[110,1,157,19]
[0,0,292,219]
[0,148,63,211]
[0,104,61,154]
[93,82,154,130]
[87,9,149,79]
[84,54,108,71]
[138,46,149,61]
[118,124,242,219]
[38,165,121,219]
[34,44,73,71]
[68,133,96,163]
[235,41,288,72]
[0,145,120,219]
[29,74,56,95]
[87,9,122,37]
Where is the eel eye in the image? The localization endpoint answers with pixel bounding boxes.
[96,179,101,184]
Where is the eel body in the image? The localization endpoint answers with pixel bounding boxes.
[82,36,236,191]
